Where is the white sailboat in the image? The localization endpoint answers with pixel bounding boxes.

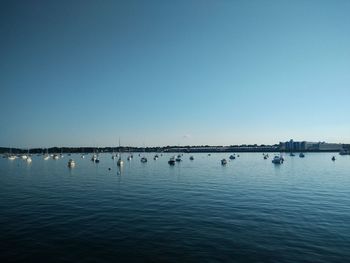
[44,148,50,160]
[8,148,17,160]
[117,139,123,166]
[68,159,76,168]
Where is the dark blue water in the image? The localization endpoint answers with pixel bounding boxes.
[1,153,350,262]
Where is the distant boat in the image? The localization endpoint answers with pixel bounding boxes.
[117,139,123,167]
[290,152,295,157]
[95,152,100,163]
[154,154,159,160]
[8,148,17,160]
[22,148,30,160]
[60,148,64,158]
[272,155,283,164]
[299,153,305,158]
[8,155,16,160]
[229,155,235,160]
[26,156,32,163]
[91,151,97,162]
[221,159,227,165]
[332,156,336,161]
[43,148,50,160]
[68,159,75,168]
[175,156,181,162]
[168,157,175,165]
[189,156,194,160]
[53,154,59,160]
[141,145,147,163]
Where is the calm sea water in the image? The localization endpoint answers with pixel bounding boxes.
[1,153,350,262]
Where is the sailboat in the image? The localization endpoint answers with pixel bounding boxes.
[81,147,85,158]
[26,149,32,163]
[117,139,123,166]
[68,159,76,168]
[8,148,16,160]
[43,148,50,160]
[91,148,98,162]
[112,146,116,159]
[60,148,64,158]
[140,144,147,163]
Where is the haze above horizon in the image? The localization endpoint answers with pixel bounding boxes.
[1,0,350,148]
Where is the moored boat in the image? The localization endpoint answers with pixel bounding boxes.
[68,159,75,167]
[272,155,283,164]
[168,157,175,165]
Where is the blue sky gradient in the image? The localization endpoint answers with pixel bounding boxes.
[1,0,350,147]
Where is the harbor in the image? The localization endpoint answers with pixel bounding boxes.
[1,152,350,262]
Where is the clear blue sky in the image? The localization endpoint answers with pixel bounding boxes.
[1,0,350,147]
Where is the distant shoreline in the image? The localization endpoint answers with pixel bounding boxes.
[1,146,348,154]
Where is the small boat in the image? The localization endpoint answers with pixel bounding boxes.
[272,155,283,164]
[7,148,17,160]
[154,155,158,160]
[91,154,97,162]
[208,154,211,156]
[290,152,295,157]
[299,153,305,158]
[127,155,132,161]
[189,156,194,160]
[175,156,181,162]
[117,158,123,166]
[8,155,16,160]
[43,149,50,160]
[53,154,60,160]
[26,156,32,163]
[21,155,28,160]
[60,148,64,158]
[332,156,336,161]
[221,159,227,165]
[141,157,147,163]
[81,154,85,159]
[168,157,176,165]
[229,155,235,160]
[68,159,75,168]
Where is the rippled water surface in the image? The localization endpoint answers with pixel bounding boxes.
[1,153,350,262]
